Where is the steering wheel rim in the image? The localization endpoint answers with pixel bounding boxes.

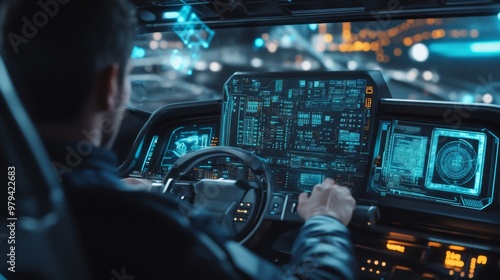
[162,146,273,244]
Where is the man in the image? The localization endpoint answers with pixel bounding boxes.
[1,0,357,279]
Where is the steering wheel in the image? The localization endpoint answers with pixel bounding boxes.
[161,146,273,244]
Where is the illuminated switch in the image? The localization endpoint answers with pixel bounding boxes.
[236,209,250,215]
[233,217,247,223]
[269,196,284,215]
[239,202,252,209]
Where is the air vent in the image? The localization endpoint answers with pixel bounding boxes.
[461,197,484,209]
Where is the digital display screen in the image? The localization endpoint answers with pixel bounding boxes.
[141,123,219,178]
[427,129,486,196]
[369,120,498,210]
[161,125,214,166]
[221,72,388,193]
[141,135,159,172]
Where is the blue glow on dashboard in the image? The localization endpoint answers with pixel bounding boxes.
[141,135,159,172]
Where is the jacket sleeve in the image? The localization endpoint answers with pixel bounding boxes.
[224,215,357,280]
[282,215,357,280]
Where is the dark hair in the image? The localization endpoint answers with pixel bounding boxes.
[1,0,137,123]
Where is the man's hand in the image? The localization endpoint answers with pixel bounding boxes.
[297,178,356,225]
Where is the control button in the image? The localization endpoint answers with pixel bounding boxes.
[236,208,250,215]
[233,217,247,223]
[239,202,252,208]
[269,195,284,215]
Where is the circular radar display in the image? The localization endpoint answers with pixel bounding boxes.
[436,140,477,185]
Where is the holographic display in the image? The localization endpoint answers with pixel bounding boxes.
[369,120,498,210]
[172,5,215,75]
[221,72,380,193]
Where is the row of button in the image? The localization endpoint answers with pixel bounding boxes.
[234,202,252,223]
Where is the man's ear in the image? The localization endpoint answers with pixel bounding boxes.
[96,63,120,112]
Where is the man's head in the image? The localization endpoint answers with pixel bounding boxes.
[1,0,136,147]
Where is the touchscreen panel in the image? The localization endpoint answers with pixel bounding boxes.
[369,120,498,210]
[141,123,219,178]
[221,71,390,194]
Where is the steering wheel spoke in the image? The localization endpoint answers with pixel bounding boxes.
[162,146,273,244]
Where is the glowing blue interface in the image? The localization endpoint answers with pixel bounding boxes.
[221,73,377,193]
[141,135,159,172]
[172,5,215,75]
[141,123,218,178]
[369,120,498,210]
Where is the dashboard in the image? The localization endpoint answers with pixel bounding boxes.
[123,100,222,179]
[119,71,500,279]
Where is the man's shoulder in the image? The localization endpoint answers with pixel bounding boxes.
[43,139,123,189]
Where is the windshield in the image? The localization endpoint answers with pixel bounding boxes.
[130,14,500,113]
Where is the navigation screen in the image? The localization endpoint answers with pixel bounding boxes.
[141,123,219,178]
[369,120,499,210]
[221,71,390,193]
[162,125,214,164]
